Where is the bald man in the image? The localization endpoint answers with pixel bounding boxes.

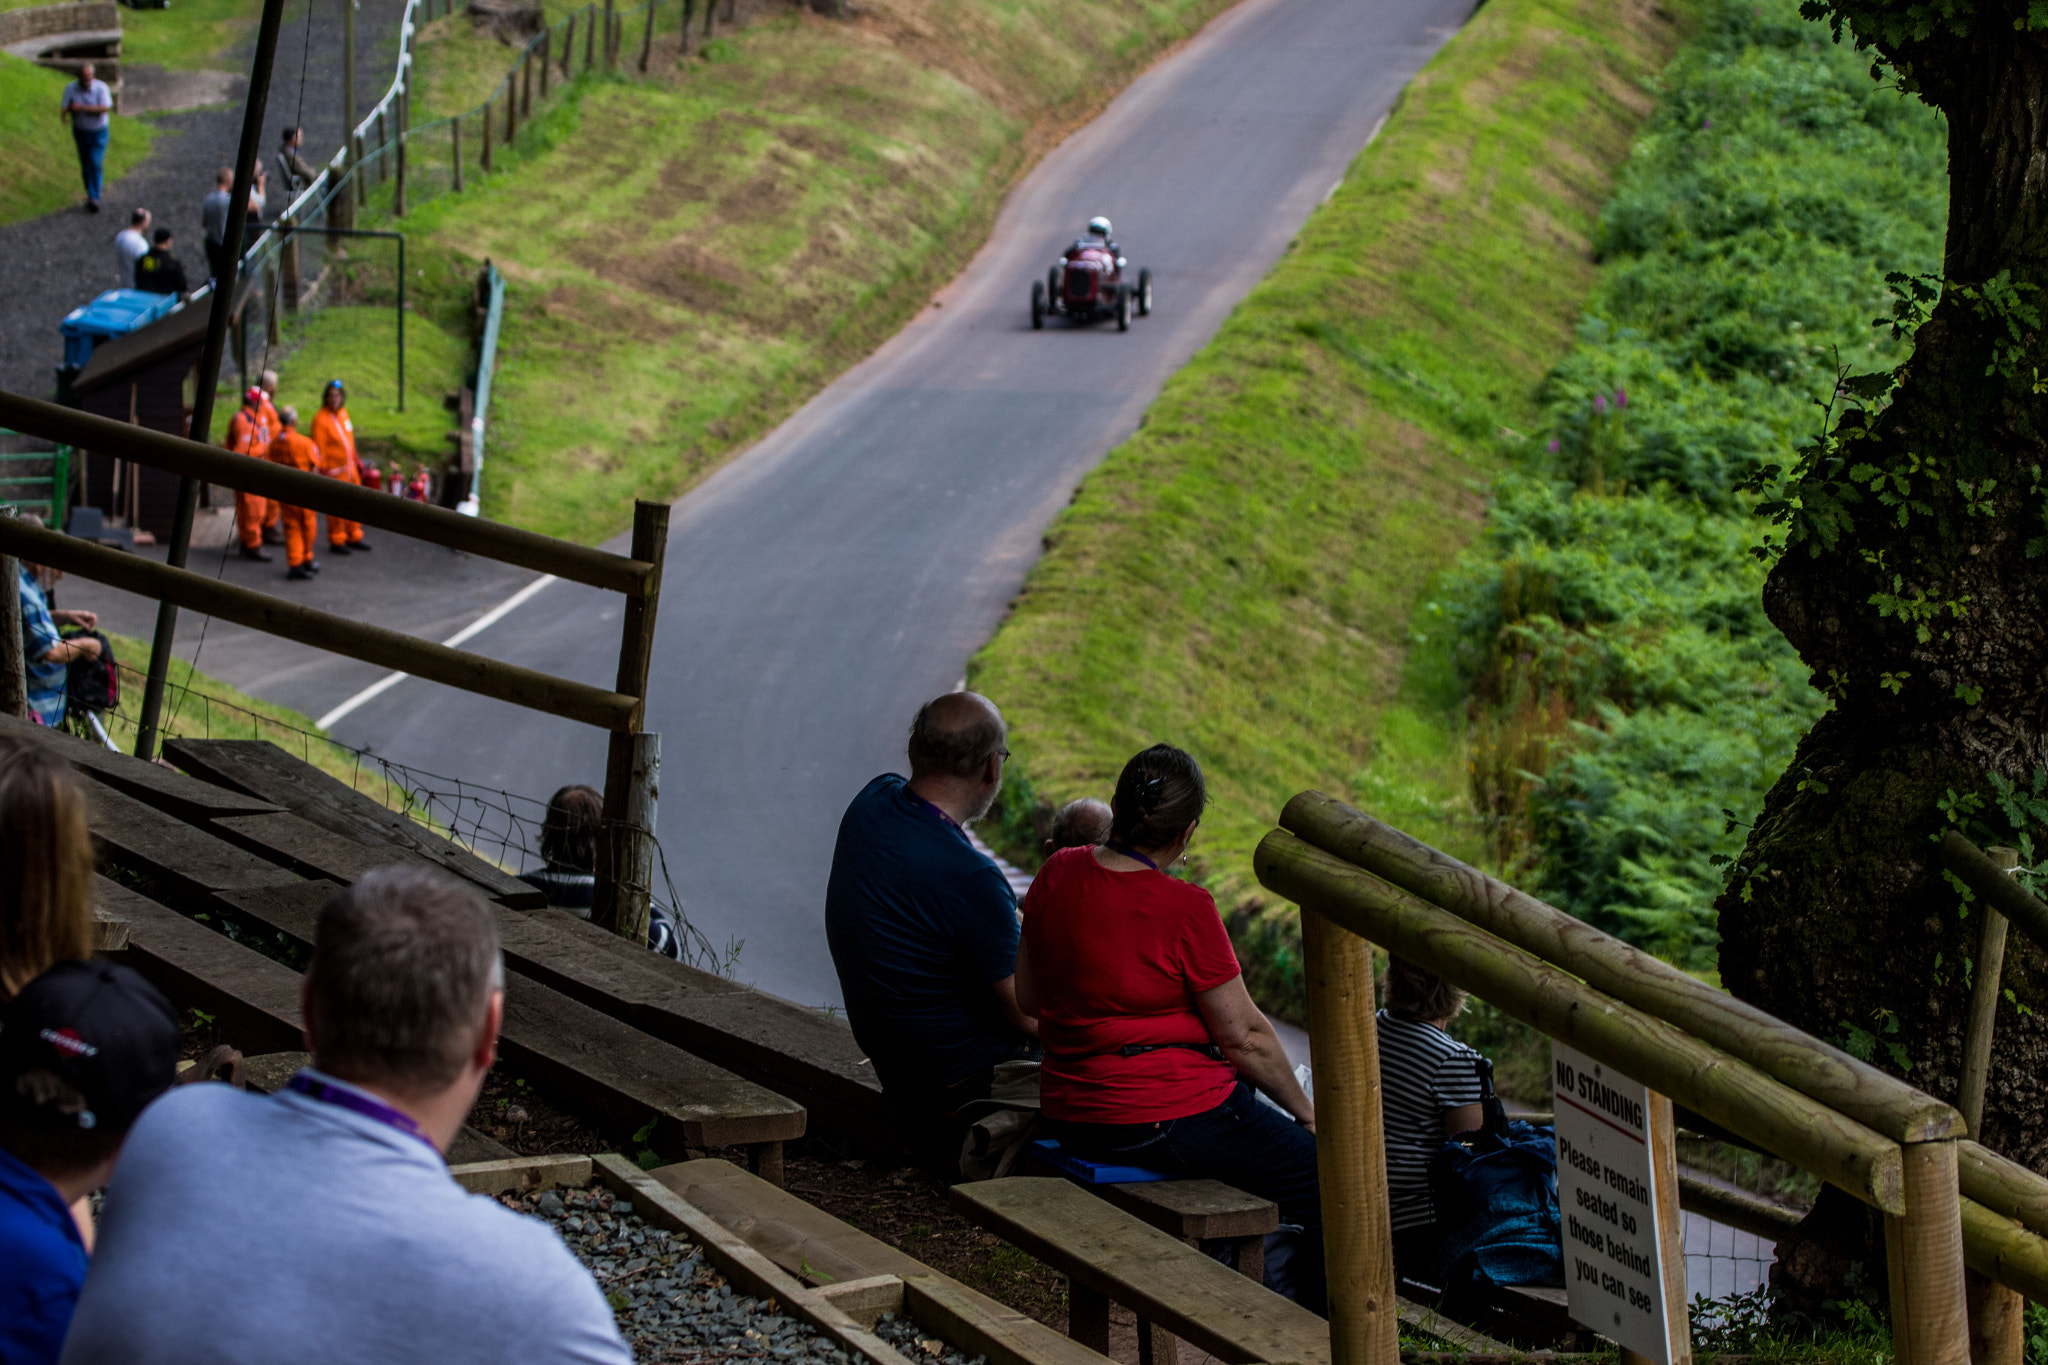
[1045,798,1112,855]
[825,692,1037,1116]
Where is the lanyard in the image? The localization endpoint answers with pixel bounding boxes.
[286,1072,435,1149]
[904,788,964,835]
[1106,844,1159,870]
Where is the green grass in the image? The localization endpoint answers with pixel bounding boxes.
[281,0,1246,542]
[968,0,1704,1018]
[0,55,152,224]
[117,0,269,73]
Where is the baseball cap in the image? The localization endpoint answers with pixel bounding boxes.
[0,962,178,1132]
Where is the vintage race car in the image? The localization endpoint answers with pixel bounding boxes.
[1032,237,1152,331]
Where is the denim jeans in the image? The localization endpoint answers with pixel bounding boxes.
[73,125,107,203]
[1048,1083,1326,1312]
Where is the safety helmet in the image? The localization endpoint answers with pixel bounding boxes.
[325,379,345,394]
[1088,216,1112,238]
[244,386,264,407]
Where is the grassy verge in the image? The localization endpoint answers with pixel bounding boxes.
[117,0,269,73]
[0,55,152,224]
[283,0,1245,541]
[969,0,1701,1017]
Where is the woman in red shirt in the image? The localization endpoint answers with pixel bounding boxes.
[1017,744,1323,1310]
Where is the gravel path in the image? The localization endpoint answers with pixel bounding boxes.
[506,1185,993,1365]
[0,0,408,399]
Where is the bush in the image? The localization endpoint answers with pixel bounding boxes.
[1443,0,1947,966]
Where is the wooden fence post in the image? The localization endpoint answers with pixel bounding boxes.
[264,260,281,344]
[562,12,575,76]
[702,0,713,41]
[1623,1092,1694,1365]
[377,109,389,183]
[1887,1139,1971,1365]
[505,77,516,141]
[585,3,595,69]
[678,0,691,54]
[592,499,669,939]
[540,26,551,95]
[1301,910,1398,1365]
[452,115,464,191]
[602,0,615,67]
[0,546,26,721]
[481,97,492,171]
[1960,847,2023,1365]
[393,88,407,216]
[521,50,532,116]
[639,0,654,72]
[355,134,368,205]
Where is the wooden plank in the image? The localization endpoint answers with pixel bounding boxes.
[235,1048,514,1162]
[948,1178,1329,1365]
[593,1155,917,1365]
[818,1275,908,1328]
[210,884,806,1151]
[86,781,305,909]
[448,1154,593,1195]
[96,877,305,1054]
[209,812,400,883]
[93,908,130,952]
[1095,1180,1277,1242]
[1394,1299,1515,1355]
[0,713,283,822]
[163,738,545,907]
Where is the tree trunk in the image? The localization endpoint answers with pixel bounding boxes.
[1716,32,2048,1307]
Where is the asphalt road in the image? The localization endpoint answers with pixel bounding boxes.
[73,0,1473,1007]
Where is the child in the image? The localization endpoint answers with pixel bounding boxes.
[0,961,178,1364]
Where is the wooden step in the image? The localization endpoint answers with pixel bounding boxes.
[0,714,282,823]
[161,737,543,907]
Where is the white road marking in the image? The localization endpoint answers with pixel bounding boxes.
[314,573,560,731]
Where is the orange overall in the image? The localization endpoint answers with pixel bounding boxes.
[257,394,285,537]
[269,427,321,569]
[224,405,272,549]
[311,405,364,547]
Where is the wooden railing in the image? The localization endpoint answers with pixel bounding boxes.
[0,389,669,940]
[1256,792,2048,1365]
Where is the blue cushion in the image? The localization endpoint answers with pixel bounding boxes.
[1030,1139,1171,1185]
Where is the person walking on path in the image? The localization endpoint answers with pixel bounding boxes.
[225,387,275,563]
[131,228,187,297]
[276,127,319,197]
[269,407,321,581]
[58,65,113,214]
[113,210,150,284]
[311,381,369,554]
[199,166,266,285]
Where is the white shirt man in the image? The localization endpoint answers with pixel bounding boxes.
[114,210,150,282]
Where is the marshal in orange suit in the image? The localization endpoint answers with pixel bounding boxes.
[224,388,273,562]
[269,406,322,580]
[310,379,370,553]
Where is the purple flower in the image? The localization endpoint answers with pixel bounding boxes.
[1547,438,1560,453]
[1594,393,1608,413]
[1703,117,1712,129]
[1615,386,1628,409]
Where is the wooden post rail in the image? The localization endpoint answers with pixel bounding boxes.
[1279,793,1965,1145]
[1960,1140,2048,1235]
[1940,830,2048,956]
[1253,829,1905,1213]
[0,518,635,731]
[0,391,652,597]
[1960,1197,2048,1300]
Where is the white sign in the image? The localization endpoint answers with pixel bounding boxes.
[1552,1041,1680,1365]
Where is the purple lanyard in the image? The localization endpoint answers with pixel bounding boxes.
[286,1073,435,1150]
[905,789,965,836]
[1107,844,1159,870]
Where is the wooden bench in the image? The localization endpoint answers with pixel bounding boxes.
[951,1177,1328,1365]
[635,1158,1112,1365]
[1023,1141,1276,1282]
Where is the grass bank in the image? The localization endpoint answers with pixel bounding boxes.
[288,0,1244,541]
[970,0,1701,1015]
[0,55,152,223]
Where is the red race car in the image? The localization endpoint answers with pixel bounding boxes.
[1032,216,1153,332]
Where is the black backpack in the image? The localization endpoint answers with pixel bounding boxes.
[60,628,119,715]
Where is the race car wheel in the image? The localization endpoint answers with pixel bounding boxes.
[1031,281,1046,330]
[1116,284,1131,332]
[1137,268,1153,316]
[1048,267,1063,312]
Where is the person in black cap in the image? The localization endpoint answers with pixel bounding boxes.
[0,961,177,1365]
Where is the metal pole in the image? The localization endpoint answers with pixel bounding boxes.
[133,0,293,762]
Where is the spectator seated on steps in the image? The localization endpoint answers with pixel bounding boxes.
[60,866,633,1365]
[1016,744,1325,1311]
[13,535,102,731]
[1043,797,1111,856]
[1377,957,1487,1288]
[0,962,179,1365]
[825,692,1039,1118]
[518,784,687,961]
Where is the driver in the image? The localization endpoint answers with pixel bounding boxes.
[1078,215,1120,259]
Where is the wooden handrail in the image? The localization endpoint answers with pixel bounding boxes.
[0,517,634,730]
[1253,829,1905,1214]
[1939,829,2048,958]
[1960,1197,2048,1301]
[0,391,654,597]
[1960,1139,2048,1238]
[1279,792,1965,1144]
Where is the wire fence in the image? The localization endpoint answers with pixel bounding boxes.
[70,652,734,976]
[1675,1132,1814,1322]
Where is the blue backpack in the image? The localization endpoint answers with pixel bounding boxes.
[1427,1056,1565,1315]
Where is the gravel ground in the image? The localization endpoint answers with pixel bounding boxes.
[503,1184,994,1365]
[0,0,408,400]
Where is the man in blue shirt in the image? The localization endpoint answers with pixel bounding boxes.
[16,564,100,729]
[57,64,114,213]
[0,961,180,1365]
[825,692,1038,1114]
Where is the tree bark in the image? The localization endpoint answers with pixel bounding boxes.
[1717,30,2048,1306]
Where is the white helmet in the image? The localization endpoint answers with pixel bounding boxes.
[1087,216,1112,238]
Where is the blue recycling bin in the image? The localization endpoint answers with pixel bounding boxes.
[59,290,180,370]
